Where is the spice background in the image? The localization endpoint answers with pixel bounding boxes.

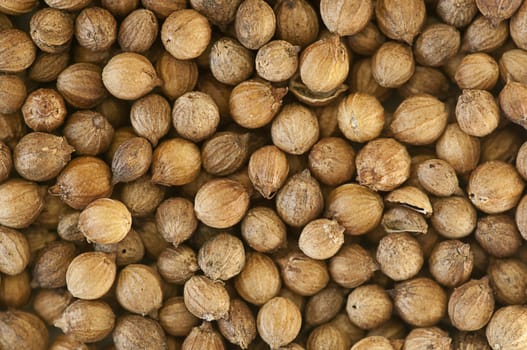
[1,0,527,349]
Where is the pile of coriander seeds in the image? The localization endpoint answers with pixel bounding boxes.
[2,0,527,349]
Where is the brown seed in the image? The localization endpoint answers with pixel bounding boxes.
[234,0,275,50]
[64,110,115,156]
[135,218,169,259]
[329,244,378,288]
[189,0,242,26]
[325,183,383,235]
[202,132,249,176]
[75,7,117,51]
[157,245,199,284]
[0,179,45,229]
[462,16,509,53]
[376,232,424,281]
[195,178,250,229]
[161,9,211,60]
[30,8,73,53]
[372,41,415,88]
[184,275,230,321]
[0,310,48,350]
[429,240,473,288]
[198,233,246,281]
[499,49,527,84]
[33,289,73,325]
[476,215,522,258]
[22,88,67,133]
[275,0,319,48]
[116,264,163,316]
[347,21,386,56]
[436,123,480,175]
[0,112,25,148]
[431,196,477,239]
[337,93,385,143]
[118,9,158,53]
[299,218,345,260]
[217,298,256,349]
[350,336,394,350]
[229,79,287,129]
[403,327,452,350]
[390,94,448,145]
[511,1,527,50]
[0,226,30,275]
[414,24,460,67]
[468,161,525,214]
[455,53,499,90]
[384,186,433,217]
[31,241,76,288]
[248,145,289,199]
[0,75,26,115]
[304,285,345,327]
[0,141,11,183]
[151,138,201,186]
[448,277,494,331]
[300,34,350,94]
[113,315,167,350]
[500,81,527,129]
[276,251,330,296]
[452,330,491,350]
[14,132,74,182]
[436,0,478,28]
[44,0,91,11]
[182,321,225,350]
[256,40,299,83]
[234,252,281,306]
[155,197,198,248]
[94,228,145,266]
[120,175,165,217]
[66,252,116,300]
[210,37,254,86]
[382,206,428,234]
[455,89,500,137]
[356,138,411,192]
[102,52,161,100]
[173,91,220,142]
[240,207,286,253]
[159,296,200,337]
[257,297,302,349]
[157,51,199,100]
[271,103,319,155]
[0,0,38,14]
[308,137,355,186]
[49,156,112,210]
[346,284,392,330]
[349,58,391,102]
[487,258,527,305]
[276,170,324,227]
[476,0,522,26]
[307,324,348,350]
[54,300,115,343]
[79,198,132,245]
[393,277,447,327]
[130,94,171,146]
[486,305,527,350]
[57,63,107,109]
[375,0,426,44]
[111,137,152,184]
[100,0,139,17]
[141,0,186,18]
[398,66,450,100]
[417,159,459,197]
[0,29,36,73]
[320,0,372,36]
